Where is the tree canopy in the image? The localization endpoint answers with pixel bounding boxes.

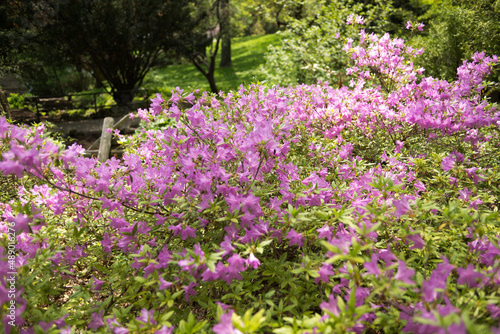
[12,0,203,104]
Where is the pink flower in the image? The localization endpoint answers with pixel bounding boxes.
[317,224,332,240]
[184,282,198,301]
[246,252,260,269]
[315,263,334,283]
[320,293,340,317]
[406,21,412,30]
[395,260,415,284]
[88,310,105,330]
[457,264,484,287]
[355,15,364,25]
[364,254,380,276]
[181,226,196,240]
[286,229,304,247]
[158,276,173,290]
[136,309,157,326]
[213,311,239,334]
[441,155,455,172]
[393,196,411,217]
[92,275,105,292]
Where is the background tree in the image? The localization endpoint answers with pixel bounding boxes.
[24,0,198,105]
[411,0,500,86]
[176,0,229,93]
[262,0,393,86]
[0,0,20,76]
[230,0,318,37]
[0,1,71,96]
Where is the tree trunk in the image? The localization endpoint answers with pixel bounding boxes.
[207,73,219,93]
[219,0,232,68]
[112,89,134,106]
[220,33,232,68]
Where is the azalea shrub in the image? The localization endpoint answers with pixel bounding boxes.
[1,22,500,334]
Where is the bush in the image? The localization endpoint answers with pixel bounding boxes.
[7,94,26,110]
[410,0,500,91]
[1,23,500,333]
[262,0,392,86]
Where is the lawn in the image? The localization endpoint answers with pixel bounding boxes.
[143,34,280,96]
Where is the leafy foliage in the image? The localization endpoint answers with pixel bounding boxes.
[1,22,500,334]
[410,0,500,99]
[263,0,392,86]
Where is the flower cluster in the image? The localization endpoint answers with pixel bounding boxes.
[1,25,500,333]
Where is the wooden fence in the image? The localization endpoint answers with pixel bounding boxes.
[84,114,138,162]
[24,89,149,121]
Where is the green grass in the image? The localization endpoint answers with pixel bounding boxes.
[143,34,280,97]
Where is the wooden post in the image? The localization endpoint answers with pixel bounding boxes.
[98,117,114,163]
[0,90,11,120]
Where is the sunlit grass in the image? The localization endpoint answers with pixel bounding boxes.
[143,34,280,97]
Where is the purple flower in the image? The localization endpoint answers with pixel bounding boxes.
[155,326,174,334]
[167,224,183,237]
[441,155,455,172]
[269,197,283,211]
[487,304,500,319]
[458,188,472,201]
[50,252,63,266]
[286,229,304,247]
[406,21,413,29]
[136,309,157,326]
[158,276,173,290]
[184,282,198,301]
[379,247,398,265]
[395,140,404,153]
[315,263,334,284]
[88,310,105,330]
[6,214,32,234]
[0,160,25,178]
[213,311,238,334]
[181,226,196,240]
[226,193,243,213]
[241,193,261,214]
[246,253,260,269]
[364,254,380,276]
[222,254,246,285]
[407,233,424,250]
[435,256,455,279]
[422,262,451,302]
[0,117,10,137]
[220,235,236,257]
[469,198,483,210]
[395,260,415,284]
[202,263,223,282]
[465,167,484,184]
[92,275,105,292]
[414,180,426,193]
[317,224,332,240]
[320,293,340,317]
[393,196,411,217]
[457,264,484,287]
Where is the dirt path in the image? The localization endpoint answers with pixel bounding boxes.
[10,109,140,149]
